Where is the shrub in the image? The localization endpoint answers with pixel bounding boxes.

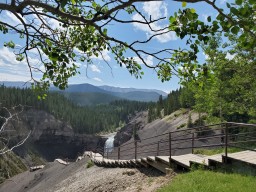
[86,160,94,168]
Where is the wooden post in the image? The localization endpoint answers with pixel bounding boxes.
[225,123,228,163]
[192,132,195,154]
[157,141,160,156]
[169,132,172,167]
[135,141,137,160]
[118,147,120,160]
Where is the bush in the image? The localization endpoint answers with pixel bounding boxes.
[86,160,94,168]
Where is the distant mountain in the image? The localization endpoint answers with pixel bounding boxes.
[53,83,164,102]
[0,81,31,88]
[1,81,167,104]
[99,85,168,96]
[50,83,107,93]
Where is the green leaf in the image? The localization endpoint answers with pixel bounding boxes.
[207,16,211,22]
[4,41,15,49]
[169,16,176,24]
[249,0,255,4]
[71,0,76,5]
[190,8,196,14]
[182,2,187,7]
[235,0,242,5]
[103,28,107,35]
[60,0,68,8]
[231,26,240,34]
[92,2,97,8]
[230,7,239,15]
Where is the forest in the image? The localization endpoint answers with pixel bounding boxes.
[149,34,256,125]
[0,85,150,134]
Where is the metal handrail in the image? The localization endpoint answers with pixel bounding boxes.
[100,122,256,165]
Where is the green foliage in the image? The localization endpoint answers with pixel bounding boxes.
[62,92,122,106]
[1,0,255,94]
[187,112,192,128]
[158,170,256,192]
[169,0,255,81]
[194,148,242,156]
[0,0,152,93]
[0,85,149,134]
[181,32,256,123]
[148,87,195,123]
[177,123,186,130]
[0,151,27,184]
[86,160,94,168]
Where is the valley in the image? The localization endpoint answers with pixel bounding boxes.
[0,80,256,192]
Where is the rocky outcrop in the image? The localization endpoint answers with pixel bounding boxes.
[6,109,106,161]
[114,111,148,147]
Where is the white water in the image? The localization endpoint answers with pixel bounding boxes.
[104,134,115,153]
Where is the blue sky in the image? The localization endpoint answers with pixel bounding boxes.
[0,0,228,93]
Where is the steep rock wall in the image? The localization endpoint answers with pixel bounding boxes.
[5,109,105,161]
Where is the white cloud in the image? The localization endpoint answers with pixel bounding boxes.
[89,64,101,73]
[5,11,22,25]
[134,55,154,66]
[132,1,177,43]
[0,47,43,81]
[142,1,167,19]
[0,72,31,82]
[75,48,111,62]
[0,59,5,66]
[226,52,235,60]
[91,49,111,62]
[92,77,102,82]
[0,47,21,65]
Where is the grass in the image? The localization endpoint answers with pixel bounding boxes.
[157,170,256,192]
[86,160,94,168]
[194,148,241,156]
[0,151,27,183]
[177,123,187,129]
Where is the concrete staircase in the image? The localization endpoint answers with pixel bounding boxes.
[86,150,256,174]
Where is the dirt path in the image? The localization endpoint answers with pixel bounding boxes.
[0,157,175,192]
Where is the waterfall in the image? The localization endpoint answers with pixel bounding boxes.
[104,134,115,153]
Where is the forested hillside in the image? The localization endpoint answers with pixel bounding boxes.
[148,88,195,123]
[0,85,150,134]
[149,35,256,125]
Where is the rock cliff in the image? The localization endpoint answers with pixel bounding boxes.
[5,108,106,162]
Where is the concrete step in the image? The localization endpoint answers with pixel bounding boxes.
[171,154,205,169]
[136,159,149,167]
[224,150,256,166]
[190,154,222,167]
[146,156,169,173]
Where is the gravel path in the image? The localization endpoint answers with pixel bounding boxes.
[0,157,175,192]
[53,166,173,192]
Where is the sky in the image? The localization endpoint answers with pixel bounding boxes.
[0,0,228,93]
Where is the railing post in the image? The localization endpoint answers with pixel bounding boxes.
[225,123,228,163]
[118,147,120,160]
[135,141,137,160]
[169,132,172,167]
[192,132,195,154]
[107,149,109,159]
[157,141,160,156]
